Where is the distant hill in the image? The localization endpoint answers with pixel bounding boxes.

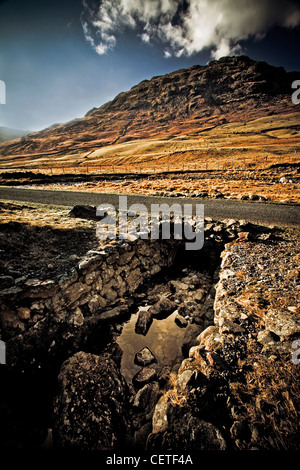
[0,127,30,144]
[0,55,298,164]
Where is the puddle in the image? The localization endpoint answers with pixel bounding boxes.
[117,310,187,384]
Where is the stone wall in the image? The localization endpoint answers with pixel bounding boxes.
[0,238,180,368]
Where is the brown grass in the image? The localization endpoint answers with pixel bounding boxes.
[229,354,300,449]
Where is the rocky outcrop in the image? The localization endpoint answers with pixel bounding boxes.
[148,229,300,451]
[53,350,131,450]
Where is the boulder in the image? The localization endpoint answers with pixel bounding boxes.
[134,347,157,367]
[52,351,130,450]
[148,411,226,451]
[148,297,176,318]
[68,205,97,220]
[132,367,157,389]
[135,306,153,335]
[133,382,160,413]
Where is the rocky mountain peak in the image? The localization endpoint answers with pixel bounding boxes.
[0,55,297,158]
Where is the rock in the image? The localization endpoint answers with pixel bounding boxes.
[148,412,227,450]
[279,177,287,183]
[225,219,237,227]
[158,366,172,386]
[52,351,130,450]
[90,304,129,323]
[23,279,58,299]
[88,294,107,313]
[170,280,189,292]
[58,269,78,289]
[182,323,204,357]
[206,351,229,371]
[175,369,194,391]
[150,265,161,276]
[249,193,260,201]
[135,306,153,335]
[194,289,206,302]
[0,305,25,336]
[132,368,157,389]
[213,224,223,233]
[78,254,104,274]
[195,326,224,353]
[148,297,177,318]
[134,347,157,367]
[17,307,31,320]
[238,231,250,241]
[174,314,188,328]
[68,205,97,220]
[69,307,84,327]
[133,382,160,412]
[126,268,142,293]
[257,330,280,345]
[218,318,245,334]
[64,281,91,306]
[151,395,170,434]
[265,310,300,339]
[118,251,134,265]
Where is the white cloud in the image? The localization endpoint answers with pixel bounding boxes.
[141,32,150,43]
[81,0,300,58]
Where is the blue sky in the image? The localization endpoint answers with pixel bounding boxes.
[0,0,299,132]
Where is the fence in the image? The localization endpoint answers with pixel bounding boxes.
[0,152,298,176]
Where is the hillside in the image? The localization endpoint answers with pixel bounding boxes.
[0,55,298,170]
[0,127,29,144]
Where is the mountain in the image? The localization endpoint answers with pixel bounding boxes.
[0,55,298,166]
[0,127,30,144]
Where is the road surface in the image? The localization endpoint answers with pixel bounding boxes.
[0,186,299,227]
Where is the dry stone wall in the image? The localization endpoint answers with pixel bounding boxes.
[0,238,180,368]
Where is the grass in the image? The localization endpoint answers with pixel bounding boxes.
[229,354,300,450]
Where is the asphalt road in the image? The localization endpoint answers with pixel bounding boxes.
[0,186,299,227]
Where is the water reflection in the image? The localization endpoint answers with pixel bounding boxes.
[116,310,187,384]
